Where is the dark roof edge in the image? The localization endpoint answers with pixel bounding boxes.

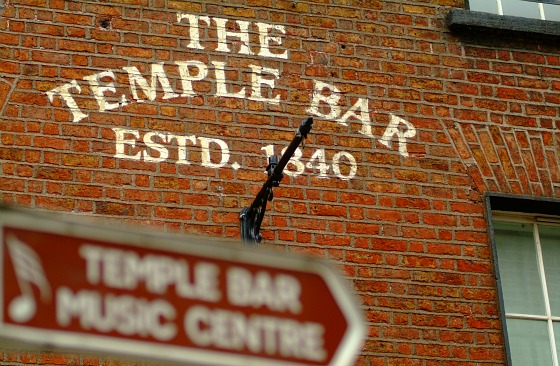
[447,8,560,38]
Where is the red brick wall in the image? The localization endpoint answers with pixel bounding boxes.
[2,0,559,364]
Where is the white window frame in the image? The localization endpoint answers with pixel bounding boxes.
[469,0,557,20]
[493,212,560,366]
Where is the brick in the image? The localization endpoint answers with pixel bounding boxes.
[141,35,177,47]
[95,202,134,216]
[309,203,346,217]
[123,188,160,203]
[153,176,190,190]
[91,28,120,42]
[0,177,25,192]
[61,154,100,168]
[65,184,102,198]
[59,39,96,52]
[346,250,382,264]
[36,166,73,181]
[154,206,191,220]
[1,1,556,364]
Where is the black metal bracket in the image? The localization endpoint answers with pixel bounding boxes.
[240,117,313,246]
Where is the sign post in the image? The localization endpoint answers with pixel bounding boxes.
[0,207,366,366]
[240,117,313,246]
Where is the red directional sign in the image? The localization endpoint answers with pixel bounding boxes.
[0,207,366,366]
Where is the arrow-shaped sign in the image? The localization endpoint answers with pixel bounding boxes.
[0,206,366,366]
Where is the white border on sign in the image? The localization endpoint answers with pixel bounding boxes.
[0,206,366,366]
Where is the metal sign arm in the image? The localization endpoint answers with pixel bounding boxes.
[240,117,313,246]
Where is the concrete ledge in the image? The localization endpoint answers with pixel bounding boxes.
[447,8,560,38]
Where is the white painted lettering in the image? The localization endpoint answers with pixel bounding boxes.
[111,128,235,168]
[212,61,246,99]
[45,11,421,173]
[177,262,221,302]
[175,60,208,97]
[214,17,253,55]
[143,131,169,163]
[79,244,221,302]
[338,97,373,138]
[256,22,288,59]
[249,65,280,105]
[227,267,302,314]
[184,305,212,346]
[84,70,127,112]
[308,81,417,158]
[56,288,177,341]
[177,13,210,50]
[307,80,342,120]
[170,134,197,164]
[198,137,230,168]
[80,245,103,284]
[123,63,179,102]
[113,128,142,160]
[379,114,417,158]
[46,80,88,123]
[176,13,287,60]
[184,305,326,362]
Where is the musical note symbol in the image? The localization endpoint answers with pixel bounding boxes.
[6,234,51,323]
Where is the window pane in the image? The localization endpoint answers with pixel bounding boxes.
[543,4,560,20]
[502,0,541,18]
[554,322,560,361]
[539,225,560,316]
[468,0,500,13]
[506,318,553,366]
[495,222,546,315]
